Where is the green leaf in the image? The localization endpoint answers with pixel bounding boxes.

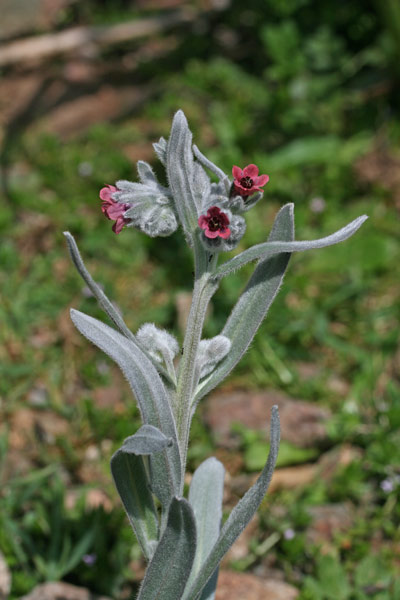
[122,424,173,455]
[167,110,199,237]
[195,203,294,402]
[183,407,280,600]
[111,449,159,560]
[185,458,225,600]
[215,214,368,279]
[137,497,197,600]
[70,310,182,507]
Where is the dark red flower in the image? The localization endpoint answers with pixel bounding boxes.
[232,164,269,197]
[100,185,131,234]
[198,206,231,239]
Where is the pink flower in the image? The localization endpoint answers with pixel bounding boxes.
[232,164,269,197]
[100,185,130,234]
[198,206,231,239]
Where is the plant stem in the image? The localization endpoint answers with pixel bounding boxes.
[175,237,218,483]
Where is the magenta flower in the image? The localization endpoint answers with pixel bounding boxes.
[198,206,231,239]
[232,164,269,197]
[100,185,131,234]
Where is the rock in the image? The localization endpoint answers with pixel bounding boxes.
[0,551,11,600]
[19,581,112,600]
[0,0,73,41]
[204,390,330,448]
[215,571,298,600]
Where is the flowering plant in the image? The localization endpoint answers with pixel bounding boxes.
[64,110,367,599]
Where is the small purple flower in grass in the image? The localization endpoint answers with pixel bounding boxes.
[232,164,269,197]
[82,553,97,566]
[380,478,394,493]
[100,185,131,234]
[198,206,231,239]
[283,528,295,540]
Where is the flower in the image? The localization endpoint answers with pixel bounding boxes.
[100,185,131,234]
[82,553,97,566]
[198,206,231,239]
[283,528,296,540]
[232,164,269,197]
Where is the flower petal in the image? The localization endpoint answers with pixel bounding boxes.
[198,215,208,229]
[99,185,117,201]
[204,229,220,239]
[232,166,243,180]
[219,227,231,239]
[254,174,269,187]
[243,164,259,178]
[112,217,125,234]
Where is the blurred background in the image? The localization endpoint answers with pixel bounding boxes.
[0,1,399,599]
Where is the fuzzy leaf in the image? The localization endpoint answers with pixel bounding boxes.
[153,136,167,166]
[64,232,134,340]
[183,407,280,600]
[167,110,199,236]
[137,497,197,600]
[215,214,368,279]
[70,309,181,505]
[184,458,225,600]
[111,449,158,560]
[195,204,294,401]
[122,424,173,455]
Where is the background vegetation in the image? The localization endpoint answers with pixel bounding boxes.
[0,0,399,598]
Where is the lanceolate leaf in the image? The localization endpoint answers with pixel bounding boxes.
[111,449,159,561]
[195,203,294,402]
[215,214,368,279]
[64,232,134,341]
[183,407,280,600]
[184,458,225,598]
[70,309,181,505]
[167,110,199,236]
[122,424,173,455]
[137,497,197,600]
[64,232,174,384]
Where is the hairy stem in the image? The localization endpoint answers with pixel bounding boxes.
[175,238,218,482]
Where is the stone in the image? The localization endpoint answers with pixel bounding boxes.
[215,571,298,600]
[19,581,112,600]
[204,390,330,448]
[0,0,73,41]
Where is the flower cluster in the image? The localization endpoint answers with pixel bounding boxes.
[100,154,269,250]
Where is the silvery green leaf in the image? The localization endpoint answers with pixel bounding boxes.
[193,144,226,182]
[195,203,294,401]
[153,136,167,166]
[215,214,368,279]
[192,161,211,210]
[183,407,280,600]
[197,336,231,379]
[184,458,225,600]
[63,232,135,341]
[70,309,182,505]
[167,110,199,236]
[111,448,158,560]
[137,497,197,600]
[137,161,160,186]
[122,424,173,455]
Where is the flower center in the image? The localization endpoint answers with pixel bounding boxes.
[240,176,253,189]
[208,216,223,231]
